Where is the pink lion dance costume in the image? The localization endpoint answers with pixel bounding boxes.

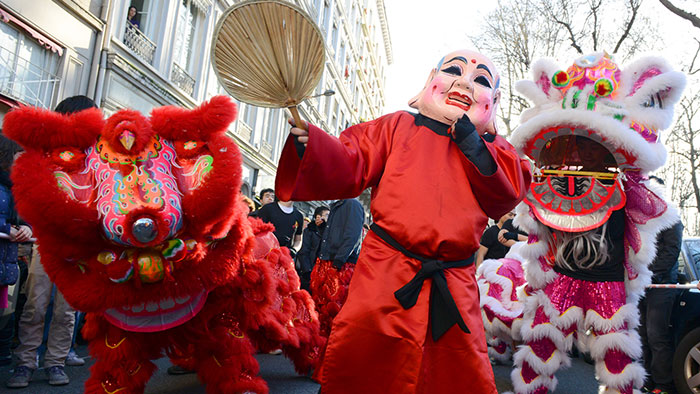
[495,53,686,394]
[477,243,527,363]
[3,96,324,394]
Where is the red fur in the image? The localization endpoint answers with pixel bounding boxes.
[3,96,323,393]
[310,260,355,337]
[3,105,103,150]
[150,95,237,141]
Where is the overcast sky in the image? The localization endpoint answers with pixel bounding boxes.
[380,0,698,114]
[381,0,495,113]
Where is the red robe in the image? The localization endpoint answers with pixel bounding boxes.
[276,111,530,394]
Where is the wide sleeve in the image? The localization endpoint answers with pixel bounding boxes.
[275,113,399,201]
[455,126,531,220]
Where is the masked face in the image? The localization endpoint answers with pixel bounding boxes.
[409,50,500,133]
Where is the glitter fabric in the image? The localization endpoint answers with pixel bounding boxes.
[629,67,662,96]
[544,274,625,320]
[530,337,557,361]
[493,339,507,354]
[487,282,504,299]
[604,348,633,374]
[521,361,539,383]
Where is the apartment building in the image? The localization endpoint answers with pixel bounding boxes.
[0,0,392,216]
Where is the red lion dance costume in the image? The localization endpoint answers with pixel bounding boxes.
[3,96,324,394]
[478,53,686,394]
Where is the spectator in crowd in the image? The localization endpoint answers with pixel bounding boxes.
[6,96,97,389]
[259,188,275,207]
[249,188,275,215]
[256,198,304,254]
[310,199,364,337]
[476,211,516,267]
[639,179,684,394]
[497,216,528,247]
[127,5,140,29]
[296,206,329,292]
[0,135,33,367]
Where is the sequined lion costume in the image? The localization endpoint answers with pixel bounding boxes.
[477,53,686,394]
[3,96,324,394]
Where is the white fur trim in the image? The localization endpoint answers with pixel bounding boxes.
[511,108,665,171]
[623,72,686,130]
[583,303,638,333]
[478,259,525,315]
[510,363,558,394]
[585,330,643,360]
[513,343,571,377]
[594,360,646,391]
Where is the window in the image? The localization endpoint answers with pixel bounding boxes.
[338,41,345,67]
[265,108,280,144]
[331,22,338,49]
[321,0,331,34]
[171,0,203,95]
[173,0,200,72]
[123,0,157,65]
[331,99,338,132]
[0,21,59,108]
[242,104,257,130]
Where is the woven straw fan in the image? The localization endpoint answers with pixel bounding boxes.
[211,0,325,128]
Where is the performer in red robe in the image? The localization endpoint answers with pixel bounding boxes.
[276,49,531,394]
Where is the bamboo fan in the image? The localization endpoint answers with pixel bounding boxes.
[211,0,326,127]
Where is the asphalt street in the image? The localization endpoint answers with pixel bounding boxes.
[0,344,599,393]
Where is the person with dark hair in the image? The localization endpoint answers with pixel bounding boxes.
[126,5,140,29]
[7,96,97,388]
[296,206,329,291]
[0,134,32,368]
[259,188,275,207]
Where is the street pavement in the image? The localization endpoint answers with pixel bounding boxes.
[0,344,599,393]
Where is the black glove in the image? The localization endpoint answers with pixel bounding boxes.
[450,114,477,144]
[503,232,519,241]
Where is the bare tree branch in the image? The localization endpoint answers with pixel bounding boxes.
[613,0,640,53]
[589,0,601,51]
[658,0,700,29]
[689,38,700,75]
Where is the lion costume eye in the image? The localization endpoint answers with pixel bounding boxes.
[50,147,87,171]
[642,93,663,109]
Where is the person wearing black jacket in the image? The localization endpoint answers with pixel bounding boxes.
[309,199,364,337]
[639,219,684,394]
[296,206,329,291]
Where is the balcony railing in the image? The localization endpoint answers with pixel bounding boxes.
[123,22,156,65]
[170,62,195,96]
[0,45,59,108]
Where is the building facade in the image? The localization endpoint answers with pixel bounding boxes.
[0,0,392,218]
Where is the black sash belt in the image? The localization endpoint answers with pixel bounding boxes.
[369,223,474,341]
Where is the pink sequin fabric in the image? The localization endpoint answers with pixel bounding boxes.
[543,274,626,320]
